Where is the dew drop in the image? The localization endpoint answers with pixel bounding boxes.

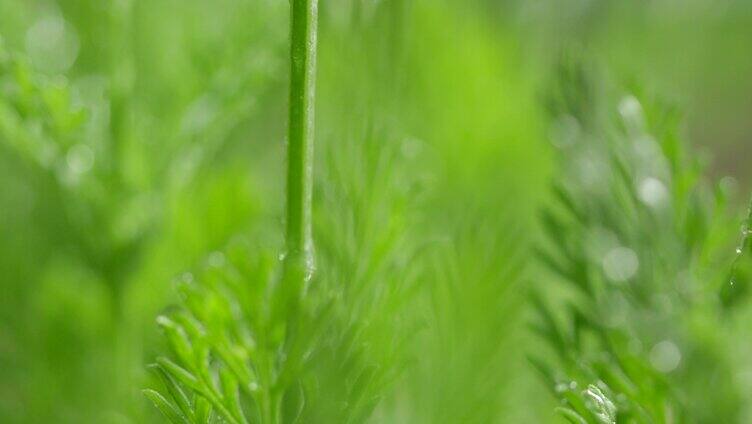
[583,385,616,420]
[638,177,669,208]
[618,95,645,130]
[26,15,79,72]
[155,315,172,327]
[602,247,639,282]
[650,340,681,373]
[66,144,94,174]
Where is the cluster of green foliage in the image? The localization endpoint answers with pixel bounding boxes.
[144,1,546,422]
[533,60,752,423]
[0,1,285,420]
[144,130,424,423]
[1,1,751,424]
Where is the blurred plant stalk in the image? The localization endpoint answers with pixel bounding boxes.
[285,0,318,281]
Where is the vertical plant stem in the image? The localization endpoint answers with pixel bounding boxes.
[286,0,319,278]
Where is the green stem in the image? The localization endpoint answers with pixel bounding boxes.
[286,0,319,278]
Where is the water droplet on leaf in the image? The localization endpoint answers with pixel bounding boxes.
[602,247,639,282]
[637,177,669,208]
[650,340,681,373]
[26,15,79,72]
[66,144,94,174]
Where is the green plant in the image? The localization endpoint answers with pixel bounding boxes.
[533,60,752,423]
[144,1,422,420]
[145,0,322,421]
[6,2,752,423]
[0,23,282,420]
[144,126,424,423]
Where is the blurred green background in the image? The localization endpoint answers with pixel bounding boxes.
[0,0,749,422]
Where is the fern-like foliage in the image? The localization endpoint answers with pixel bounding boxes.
[0,41,86,169]
[0,41,152,293]
[533,59,751,424]
[148,238,343,424]
[146,129,424,423]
